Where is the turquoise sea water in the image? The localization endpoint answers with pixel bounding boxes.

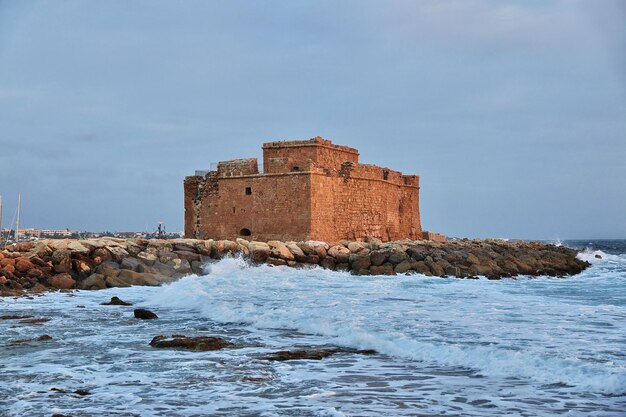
[0,240,625,416]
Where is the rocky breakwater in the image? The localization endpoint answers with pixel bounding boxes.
[0,238,589,296]
[0,238,210,296]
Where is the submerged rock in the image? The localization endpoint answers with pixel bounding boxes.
[8,334,52,345]
[149,335,233,351]
[134,308,158,320]
[101,296,132,306]
[261,347,377,361]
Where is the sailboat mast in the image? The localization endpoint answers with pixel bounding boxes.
[0,195,3,244]
[15,192,21,243]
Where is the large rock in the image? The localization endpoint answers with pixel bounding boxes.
[67,241,90,255]
[101,296,132,306]
[49,273,76,289]
[149,335,233,351]
[328,245,351,263]
[347,242,367,253]
[349,253,371,274]
[388,250,409,265]
[51,250,72,273]
[96,261,121,278]
[369,250,389,266]
[370,263,395,275]
[287,243,305,259]
[15,259,34,273]
[106,246,130,261]
[134,308,158,320]
[174,250,201,262]
[137,251,158,266]
[248,241,270,263]
[78,273,106,290]
[120,257,143,271]
[271,243,294,261]
[261,347,376,361]
[91,247,113,264]
[167,259,191,274]
[406,246,429,261]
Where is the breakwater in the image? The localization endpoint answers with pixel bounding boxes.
[0,238,589,295]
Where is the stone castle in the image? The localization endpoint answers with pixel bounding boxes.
[184,137,422,242]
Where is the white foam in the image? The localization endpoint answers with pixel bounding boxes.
[149,258,626,396]
[577,248,621,263]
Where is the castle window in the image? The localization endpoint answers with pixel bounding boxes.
[383,170,389,180]
[292,166,300,172]
[232,207,236,213]
[239,228,251,236]
[245,187,252,195]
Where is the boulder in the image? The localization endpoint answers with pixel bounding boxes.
[347,242,367,253]
[394,260,413,274]
[106,246,130,261]
[271,244,294,261]
[349,253,371,273]
[152,261,178,278]
[406,246,429,261]
[72,255,96,275]
[328,245,351,263]
[369,250,389,266]
[105,273,134,288]
[101,296,132,306]
[134,308,158,320]
[307,241,328,259]
[78,273,106,290]
[287,243,305,258]
[49,273,76,289]
[261,347,376,361]
[388,250,409,265]
[248,241,270,263]
[174,250,201,262]
[15,259,34,273]
[120,257,143,271]
[149,335,233,351]
[319,257,336,270]
[167,258,192,274]
[137,251,158,266]
[91,247,113,264]
[51,250,72,273]
[267,257,287,266]
[370,263,395,275]
[67,241,90,255]
[96,261,121,278]
[413,261,431,275]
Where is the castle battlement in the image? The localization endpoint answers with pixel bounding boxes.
[184,137,421,242]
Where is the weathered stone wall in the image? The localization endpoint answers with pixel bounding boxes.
[185,137,421,242]
[423,231,447,242]
[217,158,259,177]
[262,137,359,173]
[310,168,421,242]
[189,172,312,241]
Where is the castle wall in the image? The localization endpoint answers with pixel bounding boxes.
[263,137,358,174]
[185,137,421,242]
[186,173,312,241]
[309,165,420,243]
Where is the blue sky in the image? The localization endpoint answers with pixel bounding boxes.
[0,0,625,239]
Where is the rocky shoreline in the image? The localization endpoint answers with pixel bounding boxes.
[0,237,589,296]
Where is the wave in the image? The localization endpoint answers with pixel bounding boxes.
[148,258,626,395]
[577,248,622,263]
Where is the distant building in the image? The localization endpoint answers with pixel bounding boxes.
[184,136,422,242]
[40,229,73,237]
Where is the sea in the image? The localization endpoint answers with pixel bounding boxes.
[0,240,625,417]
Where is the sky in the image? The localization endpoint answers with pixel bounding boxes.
[0,0,625,240]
